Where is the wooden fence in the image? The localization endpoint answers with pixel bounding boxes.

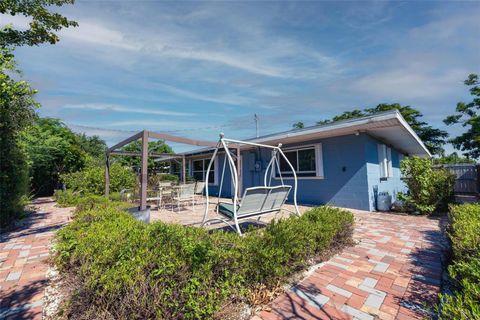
[436,164,479,194]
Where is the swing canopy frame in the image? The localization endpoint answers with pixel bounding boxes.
[202,133,300,235]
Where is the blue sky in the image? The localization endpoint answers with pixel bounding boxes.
[2,1,480,152]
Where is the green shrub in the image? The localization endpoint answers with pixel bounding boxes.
[108,191,122,202]
[0,48,37,228]
[55,204,353,319]
[53,189,82,207]
[439,204,480,319]
[61,162,136,195]
[399,157,455,214]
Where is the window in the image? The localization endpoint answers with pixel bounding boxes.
[277,144,323,178]
[378,144,393,179]
[170,161,190,180]
[192,158,217,184]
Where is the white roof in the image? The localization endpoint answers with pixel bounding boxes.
[247,110,431,157]
[178,110,432,158]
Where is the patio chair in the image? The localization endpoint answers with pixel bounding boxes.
[173,183,196,212]
[156,181,174,210]
[120,189,134,202]
[146,189,162,209]
[194,181,206,203]
[202,185,292,235]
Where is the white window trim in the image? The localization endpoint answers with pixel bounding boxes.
[190,158,218,186]
[274,143,324,180]
[378,144,393,179]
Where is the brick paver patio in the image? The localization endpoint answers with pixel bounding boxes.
[0,198,72,320]
[0,198,446,320]
[254,210,447,320]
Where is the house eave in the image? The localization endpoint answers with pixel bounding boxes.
[166,110,432,159]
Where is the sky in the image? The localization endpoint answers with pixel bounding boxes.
[2,0,480,153]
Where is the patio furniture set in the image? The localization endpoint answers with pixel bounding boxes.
[110,132,298,235]
[121,181,205,212]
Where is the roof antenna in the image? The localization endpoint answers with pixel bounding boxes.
[254,113,259,138]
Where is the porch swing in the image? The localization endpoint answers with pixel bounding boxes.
[201,133,300,235]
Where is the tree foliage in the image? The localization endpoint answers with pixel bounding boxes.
[0,48,38,227]
[61,162,136,196]
[311,103,448,155]
[115,140,174,172]
[75,133,107,163]
[292,121,305,129]
[399,157,455,214]
[0,0,78,47]
[433,152,475,165]
[23,118,107,196]
[444,74,480,159]
[0,0,77,226]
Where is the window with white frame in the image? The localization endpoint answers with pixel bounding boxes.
[378,144,393,179]
[276,144,324,178]
[191,158,217,184]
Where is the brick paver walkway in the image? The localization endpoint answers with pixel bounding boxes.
[0,198,72,320]
[254,210,446,320]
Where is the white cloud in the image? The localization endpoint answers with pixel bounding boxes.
[350,68,467,100]
[156,83,255,106]
[105,120,206,128]
[54,14,338,79]
[64,103,195,116]
[60,22,139,51]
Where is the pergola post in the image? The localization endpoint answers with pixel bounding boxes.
[236,146,241,197]
[105,129,216,206]
[182,155,186,184]
[105,152,110,197]
[140,131,148,210]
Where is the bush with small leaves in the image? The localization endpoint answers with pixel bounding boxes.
[439,204,480,319]
[399,157,455,214]
[54,204,353,319]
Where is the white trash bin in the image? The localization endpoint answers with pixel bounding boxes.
[377,192,392,211]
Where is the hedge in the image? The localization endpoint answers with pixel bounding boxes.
[439,204,480,319]
[54,203,354,319]
[60,162,136,196]
[53,190,123,208]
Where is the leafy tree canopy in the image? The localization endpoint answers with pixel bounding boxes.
[311,103,448,155]
[433,152,476,165]
[292,121,305,129]
[0,47,38,226]
[75,133,107,162]
[115,140,174,172]
[23,118,107,195]
[0,0,78,47]
[444,74,480,159]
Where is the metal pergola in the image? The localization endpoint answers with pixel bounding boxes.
[105,130,218,210]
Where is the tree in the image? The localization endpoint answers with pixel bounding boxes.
[23,118,107,196]
[0,48,38,227]
[23,118,88,195]
[292,122,305,129]
[0,0,78,47]
[316,109,366,125]
[75,133,107,163]
[0,1,76,226]
[444,74,480,159]
[312,103,448,155]
[433,152,475,165]
[115,140,174,172]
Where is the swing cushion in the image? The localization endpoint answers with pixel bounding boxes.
[217,186,292,220]
[217,203,239,219]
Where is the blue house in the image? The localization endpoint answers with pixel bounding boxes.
[175,110,431,211]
